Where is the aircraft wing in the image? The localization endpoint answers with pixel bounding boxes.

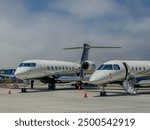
[132,69,150,87]
[57,75,90,83]
[138,80,150,87]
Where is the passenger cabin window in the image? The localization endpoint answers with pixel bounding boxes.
[55,66,58,70]
[135,67,138,71]
[62,66,65,70]
[51,66,54,70]
[19,63,36,67]
[47,66,50,70]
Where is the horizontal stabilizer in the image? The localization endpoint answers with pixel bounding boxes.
[63,47,83,50]
[90,46,121,48]
[64,45,121,50]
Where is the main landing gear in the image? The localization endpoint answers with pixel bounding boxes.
[122,74,138,95]
[122,80,137,95]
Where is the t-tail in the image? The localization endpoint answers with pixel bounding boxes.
[64,43,121,63]
[64,43,121,78]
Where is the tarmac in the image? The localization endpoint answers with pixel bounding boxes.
[0,84,150,113]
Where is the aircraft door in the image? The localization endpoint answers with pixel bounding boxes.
[122,62,130,80]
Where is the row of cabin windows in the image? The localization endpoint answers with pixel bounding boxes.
[131,66,148,71]
[47,66,75,71]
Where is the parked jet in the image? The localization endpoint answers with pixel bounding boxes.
[90,60,150,96]
[15,44,120,92]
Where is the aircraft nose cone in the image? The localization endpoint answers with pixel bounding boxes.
[14,69,25,80]
[89,71,110,85]
[89,75,97,82]
[14,70,21,79]
[89,71,103,84]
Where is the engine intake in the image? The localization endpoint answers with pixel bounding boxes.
[81,60,96,73]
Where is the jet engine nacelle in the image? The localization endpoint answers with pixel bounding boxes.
[81,60,96,73]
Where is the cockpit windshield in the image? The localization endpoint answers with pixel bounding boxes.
[97,64,120,70]
[19,63,36,67]
[102,64,113,70]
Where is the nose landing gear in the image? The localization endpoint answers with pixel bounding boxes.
[99,84,107,96]
[21,80,29,93]
[48,82,56,90]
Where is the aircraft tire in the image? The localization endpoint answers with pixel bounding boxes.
[21,88,27,93]
[100,91,107,96]
[48,83,56,90]
[52,84,56,90]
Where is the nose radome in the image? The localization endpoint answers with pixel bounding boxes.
[14,70,21,79]
[89,71,103,83]
[14,69,26,80]
[89,74,98,82]
[89,71,111,85]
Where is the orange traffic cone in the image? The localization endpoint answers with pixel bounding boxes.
[8,89,11,95]
[83,91,88,98]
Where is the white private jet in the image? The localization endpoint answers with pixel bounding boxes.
[15,44,121,92]
[90,60,150,96]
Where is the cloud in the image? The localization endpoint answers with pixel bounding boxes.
[49,0,118,20]
[0,0,150,68]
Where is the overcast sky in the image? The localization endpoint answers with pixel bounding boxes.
[0,0,150,68]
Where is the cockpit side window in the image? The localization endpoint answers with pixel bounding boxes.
[19,63,36,67]
[30,63,36,67]
[113,64,120,70]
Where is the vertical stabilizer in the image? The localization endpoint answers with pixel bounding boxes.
[80,43,90,63]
